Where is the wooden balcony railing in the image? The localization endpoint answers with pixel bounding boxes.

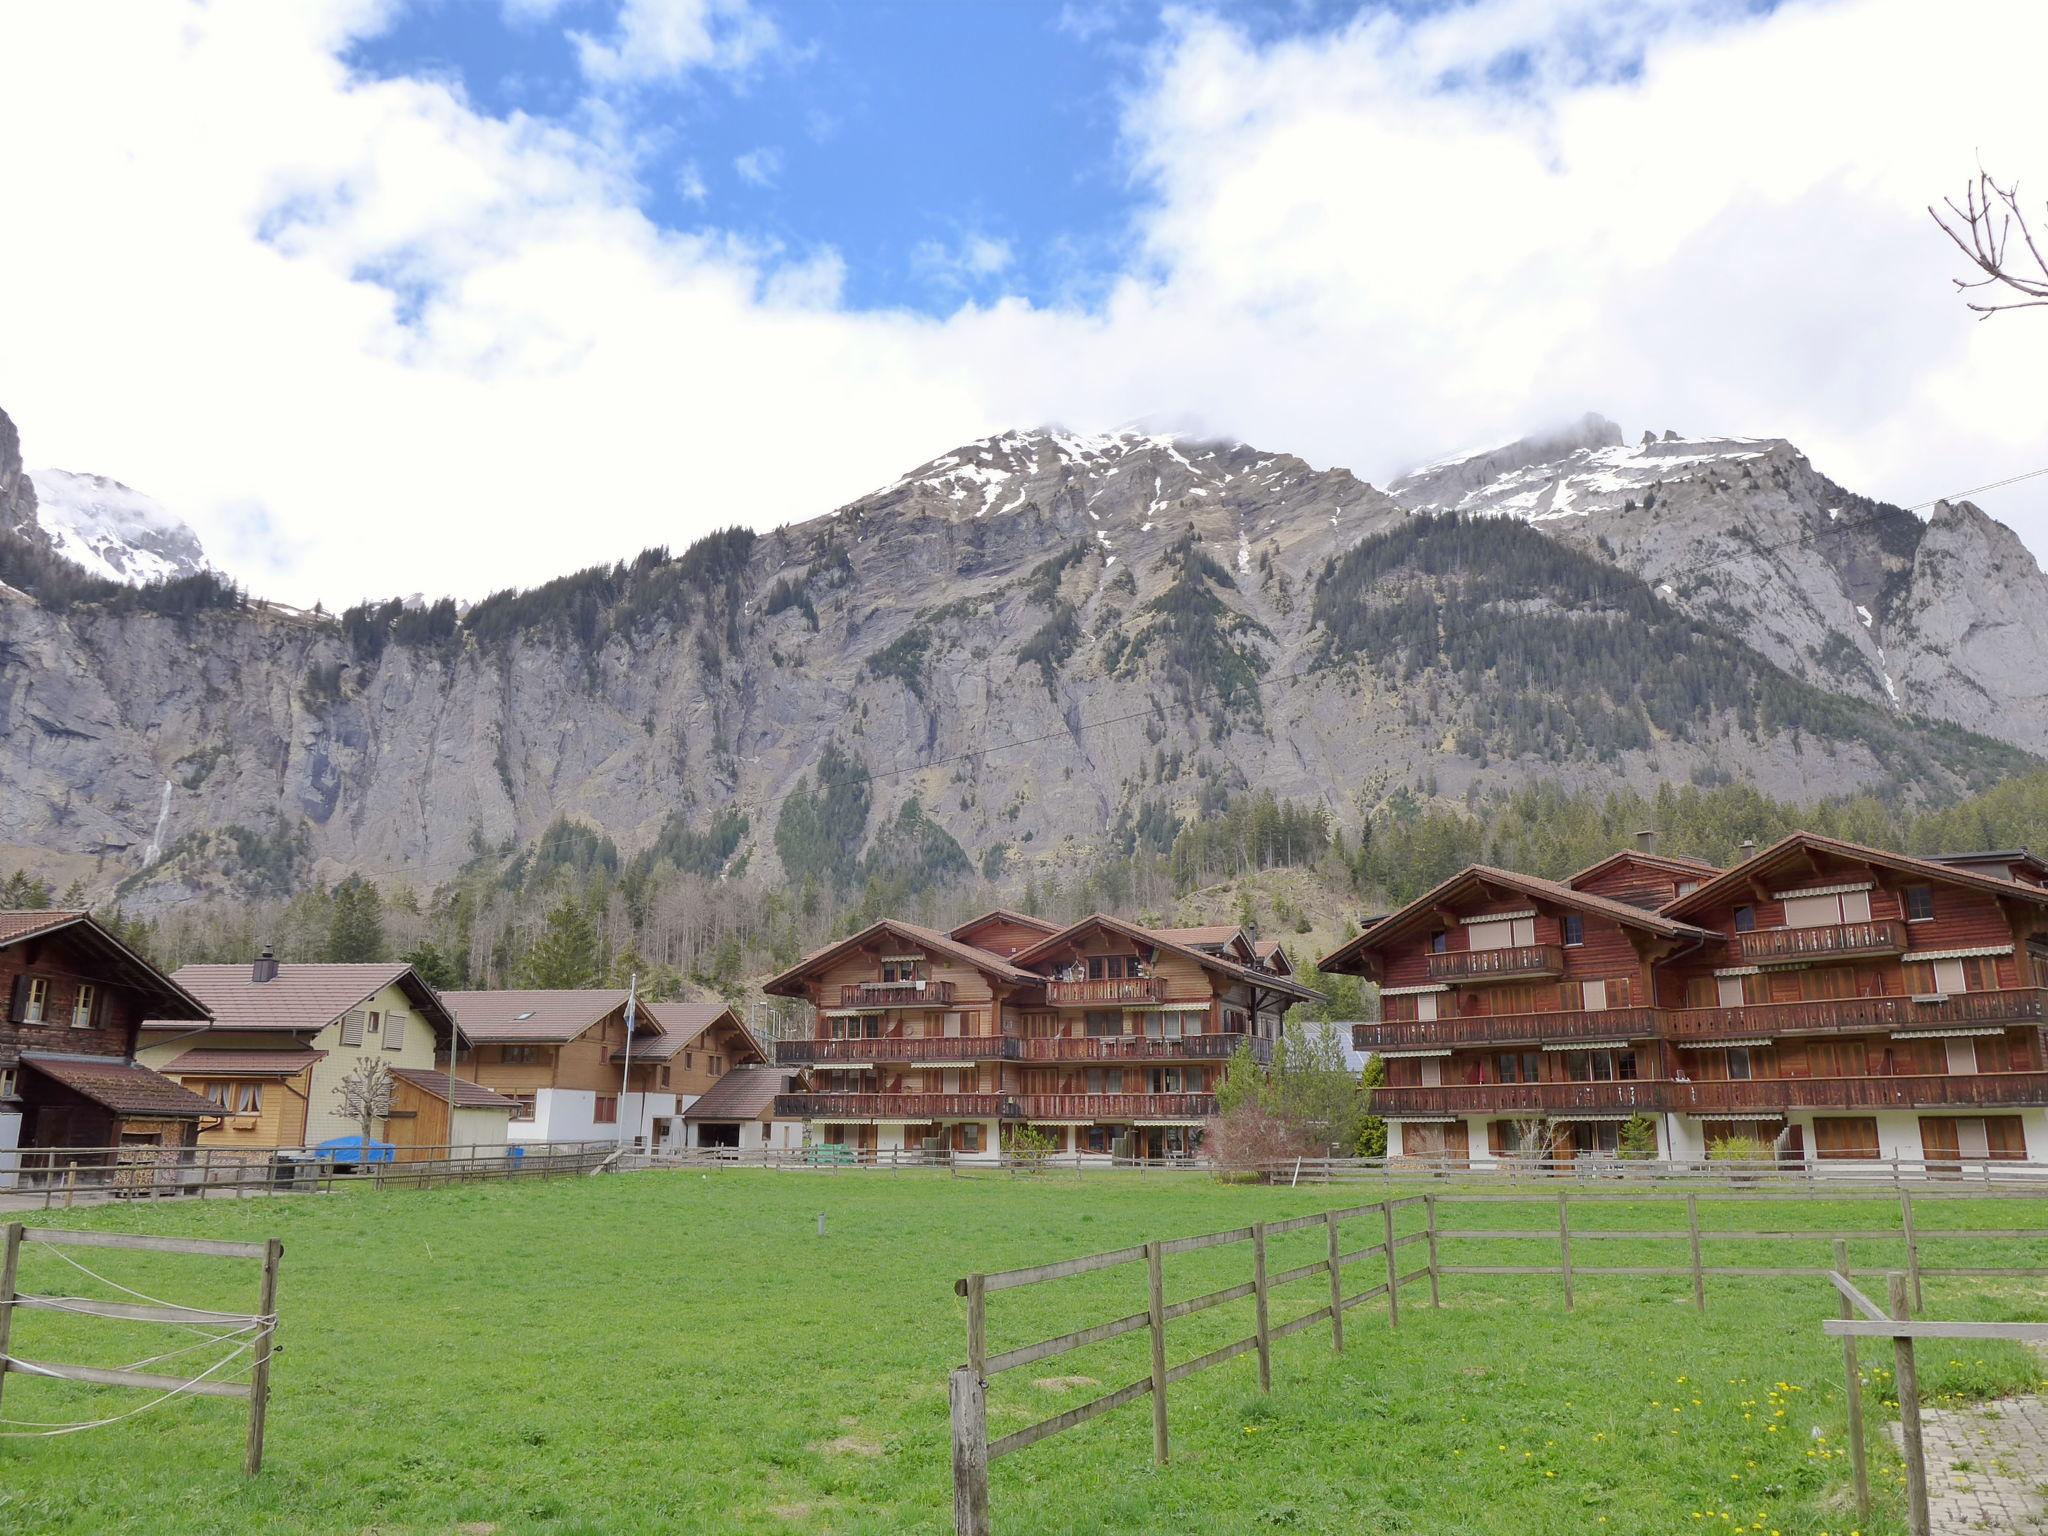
[1662,987,2047,1042]
[1353,1007,1658,1052]
[773,1092,1006,1120]
[1369,1070,2048,1119]
[1734,920,1907,964]
[1021,1033,1270,1064]
[838,979,956,1009]
[776,1036,1017,1065]
[1042,976,1168,1006]
[1016,1093,1217,1121]
[1424,945,1564,982]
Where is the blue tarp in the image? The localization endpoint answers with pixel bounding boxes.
[315,1135,395,1165]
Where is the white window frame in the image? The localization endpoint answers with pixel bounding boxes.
[70,983,96,1029]
[23,977,47,1025]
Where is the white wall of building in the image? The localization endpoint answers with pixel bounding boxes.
[0,1109,19,1190]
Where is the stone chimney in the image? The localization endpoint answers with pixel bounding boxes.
[1635,829,1658,854]
[1737,838,1757,864]
[251,944,278,984]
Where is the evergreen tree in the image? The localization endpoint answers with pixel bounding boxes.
[326,876,386,962]
[400,941,459,991]
[520,895,601,989]
[1356,1055,1388,1158]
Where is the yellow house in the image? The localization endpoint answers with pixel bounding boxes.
[136,950,501,1153]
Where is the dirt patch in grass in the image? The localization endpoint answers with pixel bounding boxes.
[1033,1375,1100,1392]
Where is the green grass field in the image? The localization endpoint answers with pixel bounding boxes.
[1,1171,2044,1535]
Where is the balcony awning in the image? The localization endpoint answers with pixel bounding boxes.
[1377,1048,1452,1059]
[1772,881,1873,899]
[1906,945,2014,962]
[1683,1111,1786,1122]
[1891,1026,2009,1040]
[1380,984,1450,997]
[814,1062,874,1071]
[1133,1118,1207,1126]
[1552,1113,1636,1122]
[1461,909,1536,924]
[877,954,926,963]
[1712,965,1762,978]
[821,1008,887,1018]
[1125,1002,1213,1014]
[1023,1119,1095,1126]
[1540,1040,1633,1052]
[1383,1115,1460,1124]
[1675,1037,1772,1049]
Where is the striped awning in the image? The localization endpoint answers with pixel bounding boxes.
[1379,984,1450,997]
[1384,1115,1459,1124]
[1713,965,1762,978]
[1773,881,1872,900]
[1906,945,2014,962]
[1461,909,1535,924]
[821,1008,886,1018]
[1541,1040,1632,1052]
[1377,1048,1452,1059]
[1892,1026,2008,1040]
[1133,1118,1208,1127]
[1553,1113,1636,1122]
[1024,1119,1095,1127]
[1676,1037,1772,1049]
[1126,1003,1213,1014]
[1688,1112,1786,1123]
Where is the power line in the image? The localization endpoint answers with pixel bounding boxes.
[1904,463,2048,513]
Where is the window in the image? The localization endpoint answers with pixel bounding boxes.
[1088,955,1105,980]
[508,1094,536,1123]
[1561,914,1584,947]
[1812,1116,1881,1160]
[68,983,96,1028]
[1784,889,1873,928]
[1468,916,1536,951]
[660,1066,671,1088]
[202,1081,231,1106]
[685,1051,693,1070]
[503,1044,541,1066]
[1495,1051,1541,1084]
[234,1083,263,1114]
[21,976,47,1024]
[1716,975,1748,1008]
[1429,930,1448,954]
[960,1123,983,1153]
[1084,1010,1121,1038]
[0,1067,14,1098]
[367,1010,382,1035]
[594,1095,618,1125]
[339,1010,365,1045]
[1086,1126,1114,1154]
[1733,905,1756,933]
[1905,884,1935,922]
[384,1012,406,1050]
[1725,1047,1753,1081]
[1675,879,1701,897]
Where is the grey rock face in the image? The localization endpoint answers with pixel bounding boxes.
[0,407,42,544]
[26,468,212,585]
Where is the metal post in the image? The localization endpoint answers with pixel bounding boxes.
[1686,1193,1705,1313]
[1252,1221,1272,1392]
[1556,1190,1574,1311]
[1424,1194,1441,1307]
[1381,1202,1400,1329]
[1889,1271,1930,1536]
[949,1366,992,1536]
[244,1237,283,1476]
[0,1223,22,1416]
[1146,1241,1169,1464]
[1834,1239,1870,1522]
[1325,1210,1345,1352]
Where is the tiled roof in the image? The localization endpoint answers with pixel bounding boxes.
[681,1066,798,1121]
[0,910,89,945]
[441,989,632,1043]
[1662,832,2048,918]
[1,912,211,1021]
[764,918,1036,997]
[948,909,1063,948]
[1013,915,1326,1003]
[164,1047,326,1078]
[389,1067,523,1110]
[609,1001,762,1064]
[1151,925,1250,949]
[20,1056,221,1118]
[156,962,447,1036]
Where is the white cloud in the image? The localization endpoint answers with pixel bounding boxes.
[0,0,2043,611]
[913,231,1015,289]
[571,0,777,85]
[732,145,783,187]
[675,158,708,202]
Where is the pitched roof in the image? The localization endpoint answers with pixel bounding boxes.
[163,1047,326,1078]
[1152,925,1255,951]
[1319,864,1719,975]
[1566,848,1724,888]
[155,962,452,1037]
[441,989,634,1043]
[681,1066,798,1121]
[947,909,1064,954]
[1012,914,1326,1003]
[1661,832,2048,919]
[608,1001,763,1064]
[0,911,211,1021]
[19,1056,221,1118]
[763,918,1036,998]
[389,1066,524,1110]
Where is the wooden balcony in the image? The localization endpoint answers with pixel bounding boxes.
[1734,920,1906,964]
[1370,1070,2048,1120]
[1662,987,2047,1042]
[774,1092,1007,1121]
[777,1035,1017,1066]
[838,979,956,1009]
[1424,945,1564,983]
[1016,1093,1217,1121]
[1353,1007,1658,1052]
[1371,1080,1663,1118]
[1043,976,1168,1006]
[1021,1032,1270,1064]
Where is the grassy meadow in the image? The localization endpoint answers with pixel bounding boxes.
[1,1170,2044,1535]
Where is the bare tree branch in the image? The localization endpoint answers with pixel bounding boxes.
[1929,168,2048,317]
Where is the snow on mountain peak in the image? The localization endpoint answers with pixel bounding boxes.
[27,467,212,586]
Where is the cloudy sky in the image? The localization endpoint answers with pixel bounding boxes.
[1,0,2042,607]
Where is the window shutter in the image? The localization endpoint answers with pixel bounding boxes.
[385,1012,407,1050]
[340,1010,365,1045]
[9,974,29,1024]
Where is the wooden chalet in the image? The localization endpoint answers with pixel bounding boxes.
[1329,833,2048,1165]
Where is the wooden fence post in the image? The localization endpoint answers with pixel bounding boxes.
[1381,1202,1400,1329]
[244,1237,283,1476]
[950,1366,992,1536]
[0,1223,21,1417]
[966,1274,987,1381]
[1686,1193,1705,1313]
[1252,1222,1272,1392]
[1325,1211,1345,1353]
[1146,1241,1170,1465]
[1834,1239,1870,1522]
[1556,1191,1575,1312]
[1424,1194,1441,1308]
[1899,1188,1923,1312]
[1888,1271,1930,1536]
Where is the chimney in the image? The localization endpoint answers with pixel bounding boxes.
[251,945,278,984]
[1635,829,1658,855]
[1738,838,1757,864]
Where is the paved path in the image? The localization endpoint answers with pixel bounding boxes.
[1897,1386,2048,1533]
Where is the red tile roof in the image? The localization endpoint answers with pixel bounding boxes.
[1661,832,2048,918]
[155,962,449,1037]
[1013,914,1326,1002]
[440,989,633,1043]
[0,910,89,944]
[681,1066,798,1121]
[608,1001,762,1064]
[0,912,211,1021]
[763,918,1036,997]
[389,1067,523,1111]
[163,1048,326,1078]
[20,1056,221,1118]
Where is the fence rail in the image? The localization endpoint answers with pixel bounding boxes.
[945,1185,2048,1534]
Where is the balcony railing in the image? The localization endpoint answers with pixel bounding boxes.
[1662,987,2047,1042]
[1353,1007,1658,1052]
[838,979,956,1009]
[1735,920,1907,964]
[1042,976,1168,1006]
[1369,1070,2048,1119]
[1016,1093,1217,1121]
[776,1035,1017,1065]
[774,1092,1007,1121]
[1022,1033,1269,1064]
[1424,945,1564,983]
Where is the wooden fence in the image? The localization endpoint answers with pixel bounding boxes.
[946,1186,2048,1535]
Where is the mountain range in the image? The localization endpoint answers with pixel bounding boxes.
[2,402,2044,914]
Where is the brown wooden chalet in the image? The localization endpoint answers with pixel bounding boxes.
[764,913,1323,1159]
[1,911,219,1165]
[1327,833,2048,1165]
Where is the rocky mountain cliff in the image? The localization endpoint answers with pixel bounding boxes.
[2,406,2042,913]
[0,414,212,585]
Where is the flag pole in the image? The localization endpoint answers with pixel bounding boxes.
[617,974,637,1157]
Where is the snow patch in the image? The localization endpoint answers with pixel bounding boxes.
[28,468,211,585]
